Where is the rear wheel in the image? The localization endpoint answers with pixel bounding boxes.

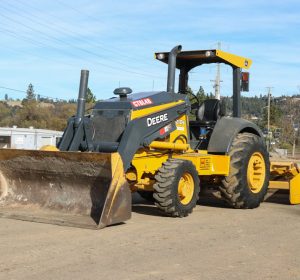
[219,133,270,208]
[153,159,200,217]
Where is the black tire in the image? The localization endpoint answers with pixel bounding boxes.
[153,159,200,217]
[219,133,270,209]
[137,191,154,202]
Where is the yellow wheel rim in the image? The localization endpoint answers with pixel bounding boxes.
[247,152,266,193]
[178,172,194,205]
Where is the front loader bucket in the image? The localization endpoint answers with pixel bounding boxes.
[0,149,131,229]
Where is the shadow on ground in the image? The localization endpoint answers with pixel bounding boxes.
[264,189,291,205]
[131,191,230,217]
[132,193,164,217]
[132,189,293,217]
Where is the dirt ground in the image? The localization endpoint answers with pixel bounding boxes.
[0,192,299,280]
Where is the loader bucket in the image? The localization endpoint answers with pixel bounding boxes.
[0,149,131,229]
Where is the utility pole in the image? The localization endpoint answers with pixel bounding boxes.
[292,133,296,158]
[211,42,222,100]
[266,87,273,151]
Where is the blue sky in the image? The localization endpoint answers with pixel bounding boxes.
[0,0,299,100]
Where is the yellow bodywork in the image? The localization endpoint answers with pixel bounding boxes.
[127,101,230,191]
[128,148,230,191]
[216,49,252,69]
[39,145,60,151]
[269,161,300,204]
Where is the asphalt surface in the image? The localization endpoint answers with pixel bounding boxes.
[0,192,299,280]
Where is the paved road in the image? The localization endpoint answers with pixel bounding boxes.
[0,192,299,280]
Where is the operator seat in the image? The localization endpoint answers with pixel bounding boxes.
[196,99,224,125]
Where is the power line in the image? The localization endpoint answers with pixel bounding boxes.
[43,0,154,64]
[1,0,138,68]
[0,1,163,72]
[0,86,66,102]
[55,0,152,43]
[0,86,26,93]
[0,27,94,72]
[0,6,163,79]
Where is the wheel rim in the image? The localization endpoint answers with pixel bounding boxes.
[247,152,266,193]
[178,172,194,205]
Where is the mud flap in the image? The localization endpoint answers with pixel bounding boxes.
[0,149,131,229]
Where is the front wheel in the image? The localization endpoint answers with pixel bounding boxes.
[153,159,200,217]
[219,133,270,209]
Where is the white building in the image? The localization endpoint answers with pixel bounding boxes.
[0,126,63,150]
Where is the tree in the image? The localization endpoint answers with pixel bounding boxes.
[195,86,207,103]
[185,86,197,120]
[278,97,300,155]
[262,102,282,127]
[185,86,194,100]
[86,88,96,103]
[4,94,8,101]
[25,83,36,101]
[0,102,12,126]
[15,100,49,128]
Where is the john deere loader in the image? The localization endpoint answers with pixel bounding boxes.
[0,45,297,229]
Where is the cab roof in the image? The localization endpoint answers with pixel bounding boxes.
[155,49,252,70]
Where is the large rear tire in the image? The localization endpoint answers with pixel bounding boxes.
[219,133,270,209]
[153,159,200,217]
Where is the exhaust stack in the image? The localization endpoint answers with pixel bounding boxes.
[75,69,89,127]
[167,45,182,94]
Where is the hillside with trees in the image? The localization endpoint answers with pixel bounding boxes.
[0,84,96,131]
[1,84,299,152]
[186,86,299,152]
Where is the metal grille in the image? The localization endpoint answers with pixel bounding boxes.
[91,109,129,142]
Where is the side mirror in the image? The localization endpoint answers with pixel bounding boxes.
[241,72,249,92]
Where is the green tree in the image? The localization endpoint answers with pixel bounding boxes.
[185,86,198,120]
[278,97,300,153]
[262,102,282,127]
[49,103,77,131]
[185,86,194,100]
[26,83,36,101]
[86,88,96,103]
[14,100,49,128]
[0,102,12,126]
[195,86,207,103]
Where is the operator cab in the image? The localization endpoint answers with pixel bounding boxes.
[155,47,251,150]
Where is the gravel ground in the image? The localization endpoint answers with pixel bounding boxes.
[0,192,299,280]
